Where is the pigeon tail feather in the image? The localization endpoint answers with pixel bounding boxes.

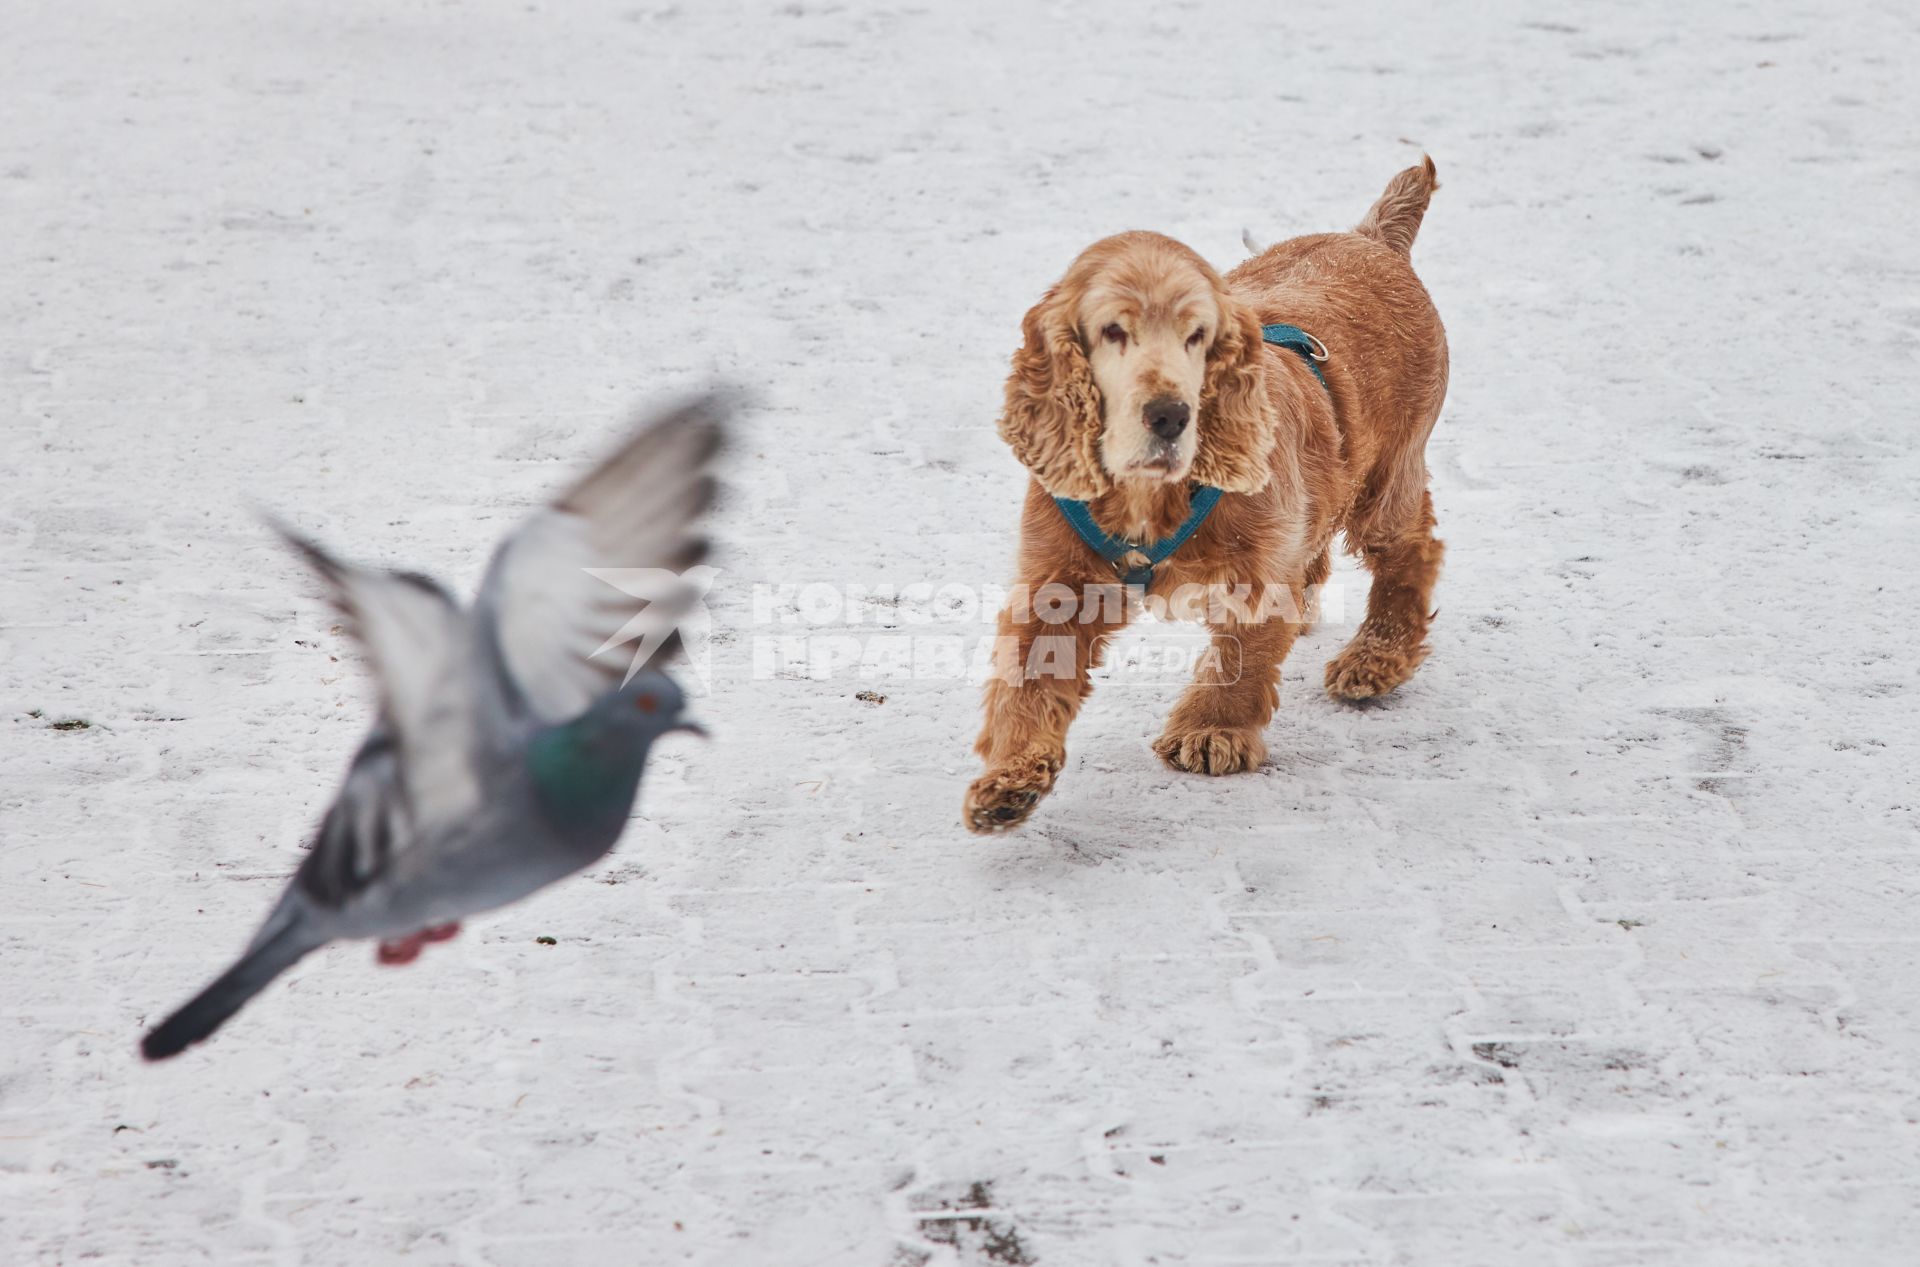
[140,921,322,1061]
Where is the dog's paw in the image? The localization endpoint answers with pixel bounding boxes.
[1154,725,1267,775]
[1325,636,1428,701]
[963,754,1061,834]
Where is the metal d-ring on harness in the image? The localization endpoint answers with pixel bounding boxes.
[1049,323,1332,591]
[1259,322,1330,388]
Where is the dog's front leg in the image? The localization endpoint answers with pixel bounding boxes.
[1155,591,1300,775]
[964,586,1128,833]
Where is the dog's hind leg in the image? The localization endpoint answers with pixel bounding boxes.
[1325,487,1444,701]
[1299,546,1330,631]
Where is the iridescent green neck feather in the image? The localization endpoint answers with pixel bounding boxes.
[525,714,649,843]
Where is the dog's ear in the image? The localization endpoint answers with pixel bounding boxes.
[997,286,1109,501]
[1192,298,1277,494]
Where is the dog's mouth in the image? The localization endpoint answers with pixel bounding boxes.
[1124,444,1189,481]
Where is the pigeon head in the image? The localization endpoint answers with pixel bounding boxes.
[557,668,703,755]
[594,669,697,738]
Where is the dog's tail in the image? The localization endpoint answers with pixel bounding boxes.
[1354,155,1439,254]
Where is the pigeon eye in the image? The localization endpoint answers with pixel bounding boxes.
[1101,323,1127,349]
[634,693,658,714]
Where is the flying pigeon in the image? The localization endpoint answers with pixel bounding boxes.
[140,395,726,1061]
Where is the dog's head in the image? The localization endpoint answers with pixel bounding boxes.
[997,232,1276,500]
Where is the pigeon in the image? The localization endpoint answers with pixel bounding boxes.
[140,394,727,1061]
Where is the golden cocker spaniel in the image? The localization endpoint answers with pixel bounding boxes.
[966,159,1449,833]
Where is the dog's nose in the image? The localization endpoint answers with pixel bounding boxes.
[1145,398,1190,440]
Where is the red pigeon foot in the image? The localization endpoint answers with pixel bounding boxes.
[376,934,425,965]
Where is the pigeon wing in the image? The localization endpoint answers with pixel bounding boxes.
[268,519,483,828]
[289,724,415,909]
[479,394,725,722]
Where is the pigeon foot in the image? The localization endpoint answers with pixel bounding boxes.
[376,922,462,965]
[377,934,425,965]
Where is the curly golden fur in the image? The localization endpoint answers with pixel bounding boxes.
[967,158,1450,833]
[1191,297,1279,494]
[998,291,1111,500]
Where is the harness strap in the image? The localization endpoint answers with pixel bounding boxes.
[1052,485,1223,588]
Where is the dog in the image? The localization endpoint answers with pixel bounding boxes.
[965,159,1448,833]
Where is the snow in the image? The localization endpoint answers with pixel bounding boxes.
[3,1,1917,1263]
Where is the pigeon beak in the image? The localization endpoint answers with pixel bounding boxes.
[668,719,709,739]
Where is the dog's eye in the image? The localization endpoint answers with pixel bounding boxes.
[1101,323,1127,348]
[1187,328,1206,348]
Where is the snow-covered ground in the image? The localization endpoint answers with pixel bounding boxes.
[4,1,1917,1263]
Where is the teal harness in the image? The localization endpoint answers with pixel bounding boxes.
[1051,323,1330,589]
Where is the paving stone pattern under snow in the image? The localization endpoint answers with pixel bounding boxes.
[2,2,1916,1264]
